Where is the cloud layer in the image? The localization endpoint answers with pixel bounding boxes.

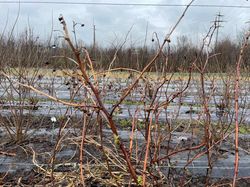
[0,0,249,47]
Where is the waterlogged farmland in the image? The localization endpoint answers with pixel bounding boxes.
[1,73,250,123]
[0,2,250,185]
[1,71,250,186]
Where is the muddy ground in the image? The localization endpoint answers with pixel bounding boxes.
[0,116,250,186]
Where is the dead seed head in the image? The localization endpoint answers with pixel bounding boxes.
[165,38,171,43]
[58,15,64,24]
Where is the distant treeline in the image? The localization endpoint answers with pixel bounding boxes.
[1,34,249,73]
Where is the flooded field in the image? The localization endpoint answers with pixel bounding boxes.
[1,73,250,186]
[1,75,250,123]
[1,126,250,183]
[1,0,250,185]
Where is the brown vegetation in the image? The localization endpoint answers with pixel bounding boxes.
[0,1,250,186]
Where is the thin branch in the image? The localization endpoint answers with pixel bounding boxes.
[232,31,250,187]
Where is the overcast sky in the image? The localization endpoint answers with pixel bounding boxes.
[0,0,249,47]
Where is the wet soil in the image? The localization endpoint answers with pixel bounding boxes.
[0,116,250,186]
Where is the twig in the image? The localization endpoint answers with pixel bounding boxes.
[110,0,195,115]
[0,151,16,156]
[232,30,250,187]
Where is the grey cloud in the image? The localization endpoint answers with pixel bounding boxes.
[0,0,249,46]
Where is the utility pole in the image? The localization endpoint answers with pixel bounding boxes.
[93,22,96,58]
[214,12,225,47]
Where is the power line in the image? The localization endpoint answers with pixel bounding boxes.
[0,1,250,9]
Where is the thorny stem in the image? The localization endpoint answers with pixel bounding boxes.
[232,31,250,187]
[58,1,195,184]
[142,114,153,186]
[110,0,195,116]
[143,77,168,143]
[0,1,196,185]
[50,116,70,184]
[195,22,217,185]
[183,130,235,169]
[80,112,88,186]
[59,16,139,184]
[0,74,97,110]
[98,113,121,186]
